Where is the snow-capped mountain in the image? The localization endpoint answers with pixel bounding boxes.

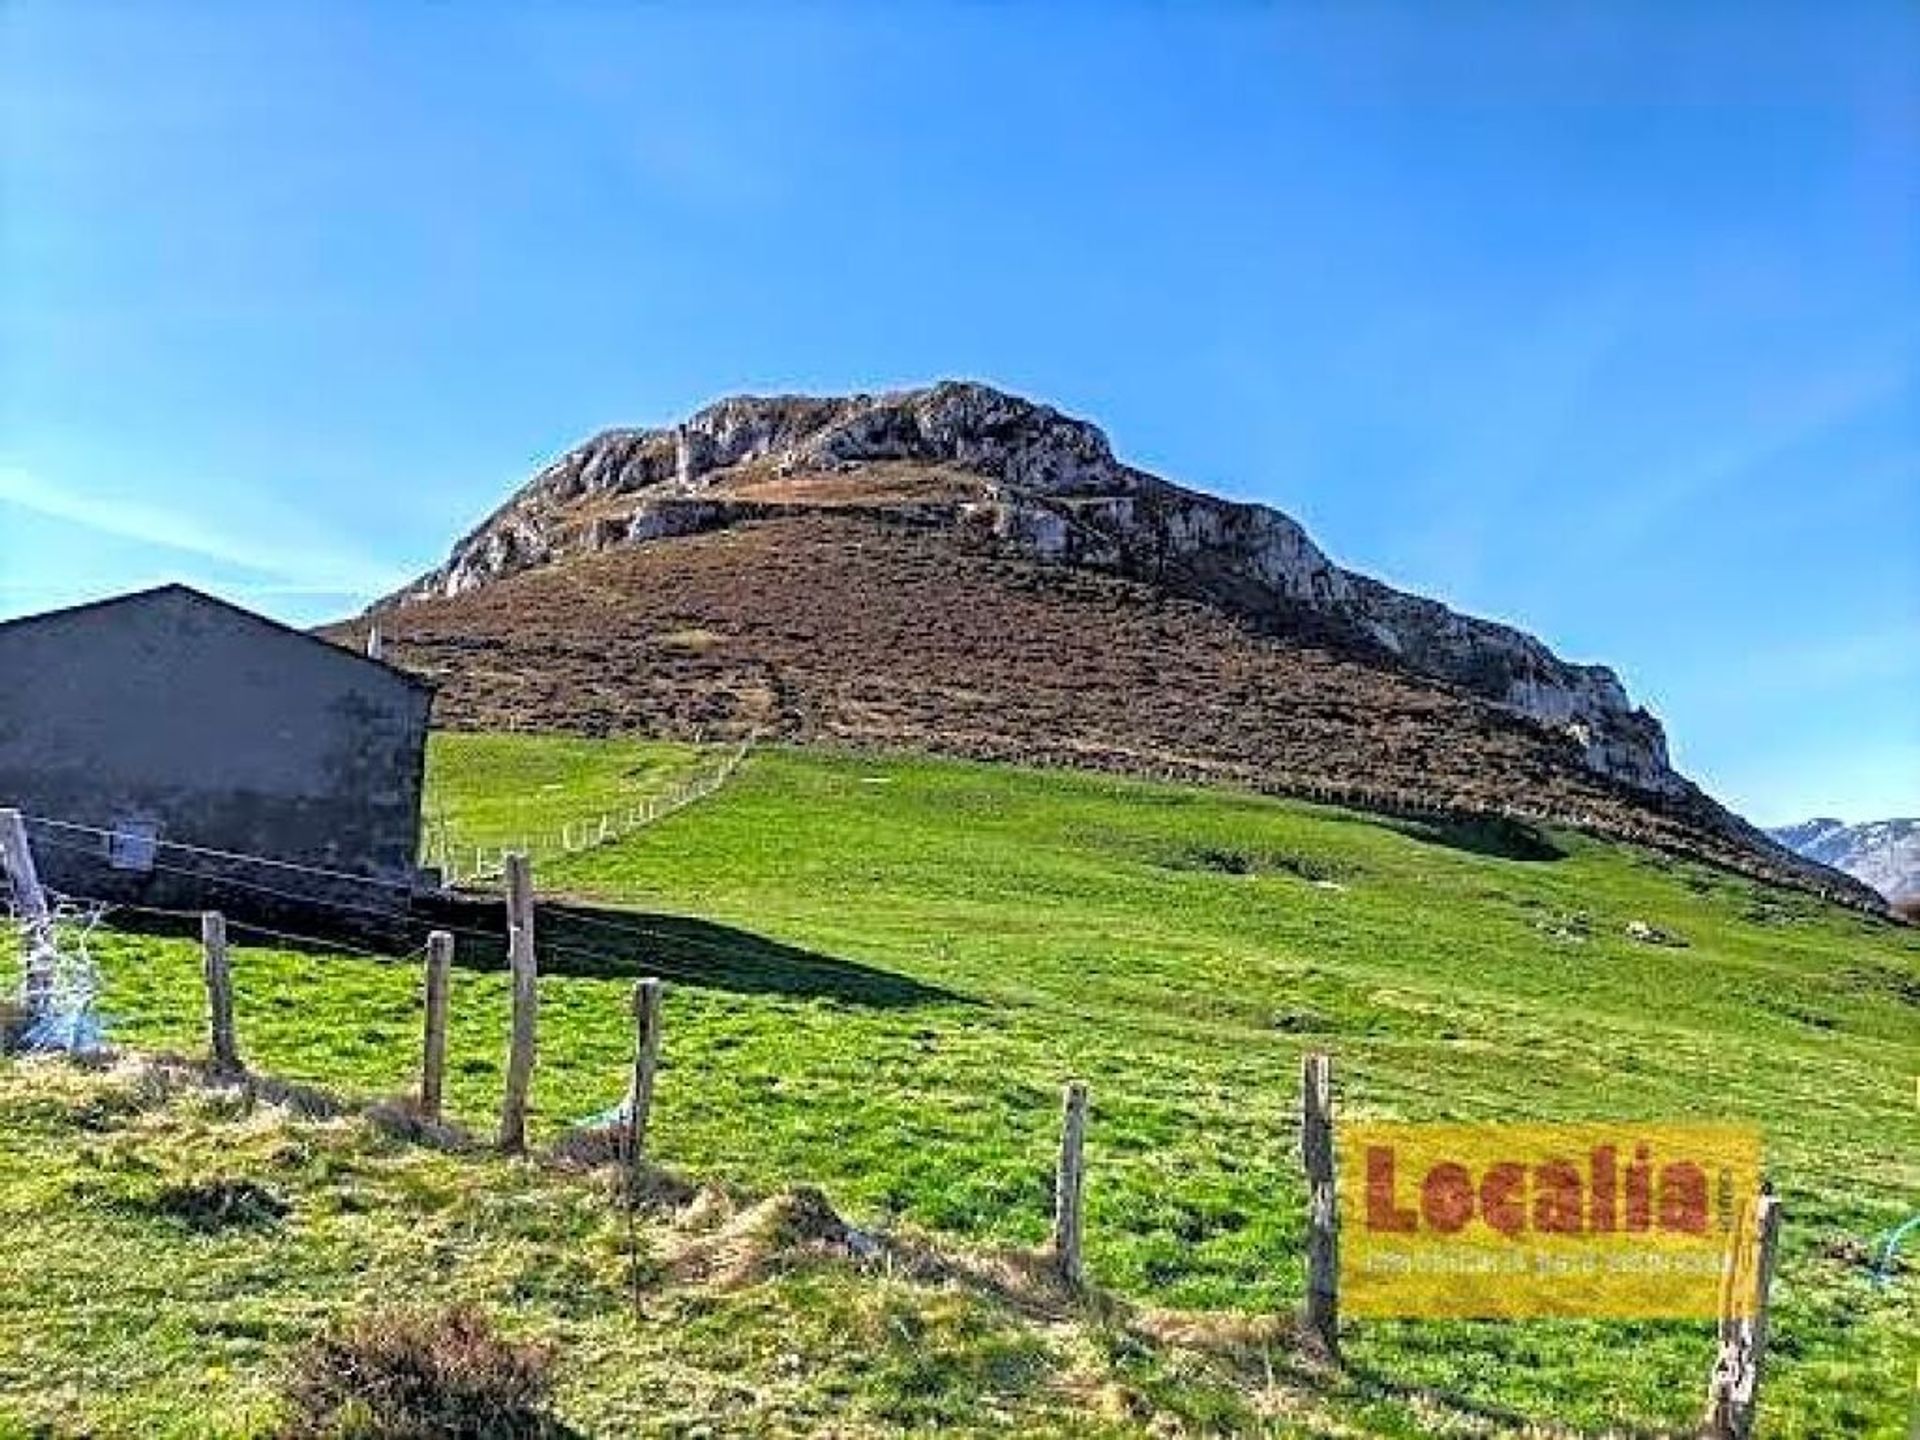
[1769,818,1920,907]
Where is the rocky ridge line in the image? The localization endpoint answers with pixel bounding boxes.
[394,382,1679,796]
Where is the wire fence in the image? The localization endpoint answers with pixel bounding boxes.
[20,814,420,892]
[425,735,756,887]
[8,823,773,980]
[4,789,790,1146]
[0,732,758,972]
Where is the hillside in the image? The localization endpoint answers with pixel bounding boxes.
[6,739,1915,1436]
[1771,817,1920,909]
[352,383,1873,910]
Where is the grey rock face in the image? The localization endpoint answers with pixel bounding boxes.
[395,380,1684,795]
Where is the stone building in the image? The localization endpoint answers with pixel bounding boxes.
[0,585,432,916]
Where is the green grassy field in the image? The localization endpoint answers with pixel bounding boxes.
[3,737,1916,1436]
[419,732,705,876]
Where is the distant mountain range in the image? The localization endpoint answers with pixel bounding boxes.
[1769,818,1919,910]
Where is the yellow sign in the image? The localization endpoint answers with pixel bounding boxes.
[1339,1123,1762,1318]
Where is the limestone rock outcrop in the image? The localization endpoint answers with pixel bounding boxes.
[394,381,1681,796]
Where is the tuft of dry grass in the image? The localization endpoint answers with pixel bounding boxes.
[361,1098,475,1152]
[652,627,721,655]
[278,1304,561,1440]
[658,1184,879,1288]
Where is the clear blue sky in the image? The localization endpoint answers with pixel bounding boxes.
[3,3,1914,825]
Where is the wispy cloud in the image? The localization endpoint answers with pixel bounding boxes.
[1759,626,1920,692]
[1593,360,1913,545]
[0,466,404,596]
[1673,624,1920,717]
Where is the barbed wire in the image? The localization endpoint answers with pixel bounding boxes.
[10,737,774,989]
[20,813,421,891]
[39,887,430,963]
[14,733,757,916]
[27,832,421,924]
[36,874,765,975]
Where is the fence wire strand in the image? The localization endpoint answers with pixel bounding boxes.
[20,813,422,891]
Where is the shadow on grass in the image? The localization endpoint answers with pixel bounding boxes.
[92,895,963,1011]
[1389,815,1565,863]
[428,896,965,1010]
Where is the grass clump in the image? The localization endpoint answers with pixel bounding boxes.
[1164,842,1356,885]
[144,1176,290,1233]
[279,1305,560,1440]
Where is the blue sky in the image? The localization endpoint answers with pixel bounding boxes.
[3,3,1914,824]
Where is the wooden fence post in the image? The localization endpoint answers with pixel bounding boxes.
[418,930,453,1120]
[1052,1080,1089,1287]
[625,979,664,1185]
[497,853,538,1153]
[1301,1050,1339,1359]
[1703,1193,1782,1440]
[201,911,241,1074]
[0,808,53,1016]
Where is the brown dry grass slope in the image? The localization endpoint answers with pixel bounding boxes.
[356,507,1864,905]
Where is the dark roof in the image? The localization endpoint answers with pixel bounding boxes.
[0,583,435,693]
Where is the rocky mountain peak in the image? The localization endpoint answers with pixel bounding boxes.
[683,381,1123,490]
[389,381,1689,800]
[527,381,1135,508]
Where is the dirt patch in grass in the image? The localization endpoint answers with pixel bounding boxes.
[1269,1009,1336,1034]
